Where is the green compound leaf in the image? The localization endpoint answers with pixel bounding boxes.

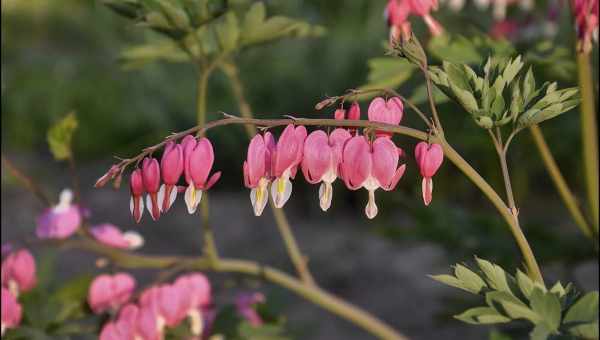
[455,307,511,325]
[47,112,78,161]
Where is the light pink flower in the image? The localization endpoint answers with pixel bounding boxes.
[341,136,406,219]
[142,158,161,221]
[160,141,184,212]
[129,169,145,223]
[88,273,136,314]
[90,224,144,250]
[1,249,36,296]
[243,133,276,216]
[1,287,22,336]
[270,125,307,208]
[415,142,444,206]
[235,292,266,327]
[36,189,81,239]
[99,304,161,340]
[184,138,221,214]
[302,129,352,211]
[386,0,443,40]
[367,97,404,137]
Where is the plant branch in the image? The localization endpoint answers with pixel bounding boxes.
[60,237,408,340]
[575,51,599,232]
[1,155,51,206]
[529,125,595,239]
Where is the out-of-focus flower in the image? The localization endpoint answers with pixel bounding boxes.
[36,189,81,239]
[235,292,266,327]
[90,224,144,250]
[415,142,444,206]
[184,138,221,214]
[1,249,36,296]
[88,273,136,314]
[1,287,22,336]
[341,136,406,219]
[572,0,599,53]
[386,0,443,41]
[302,129,352,211]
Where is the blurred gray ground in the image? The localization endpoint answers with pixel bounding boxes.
[1,153,598,340]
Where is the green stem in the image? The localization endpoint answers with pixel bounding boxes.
[222,62,315,285]
[576,51,599,232]
[63,238,408,340]
[529,125,595,239]
[489,130,544,284]
[196,64,219,264]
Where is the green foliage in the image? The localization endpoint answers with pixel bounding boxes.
[428,56,579,130]
[46,112,78,161]
[106,0,325,68]
[427,34,515,65]
[431,259,599,339]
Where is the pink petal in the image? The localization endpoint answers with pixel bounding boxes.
[142,158,161,193]
[302,130,331,184]
[372,137,400,188]
[181,135,198,184]
[130,169,145,196]
[334,108,346,120]
[329,128,352,166]
[161,142,183,185]
[342,136,372,190]
[273,125,300,177]
[205,171,221,190]
[382,164,406,191]
[246,135,267,188]
[90,224,130,249]
[188,138,215,188]
[347,102,361,120]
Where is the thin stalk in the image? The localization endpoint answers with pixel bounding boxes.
[68,155,81,203]
[222,62,315,285]
[63,238,408,340]
[529,125,594,239]
[575,51,599,232]
[1,155,51,206]
[196,64,219,264]
[489,130,544,284]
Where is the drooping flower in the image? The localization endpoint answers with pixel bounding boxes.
[270,125,307,208]
[302,129,352,211]
[36,189,81,239]
[347,102,361,121]
[129,169,145,223]
[334,108,346,120]
[184,138,221,214]
[142,158,161,221]
[243,133,276,216]
[160,141,184,212]
[571,0,599,53]
[367,97,404,137]
[88,273,136,314]
[415,142,444,206]
[1,249,36,296]
[341,136,406,219]
[1,287,22,336]
[386,0,443,41]
[235,292,266,327]
[90,224,144,250]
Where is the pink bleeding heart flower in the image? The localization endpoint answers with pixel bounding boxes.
[243,133,276,216]
[90,224,144,250]
[270,124,307,208]
[1,287,22,336]
[142,158,161,221]
[183,137,221,214]
[174,273,212,335]
[334,108,346,120]
[302,129,352,211]
[347,102,361,121]
[99,304,161,340]
[367,97,404,137]
[140,284,190,333]
[88,273,136,314]
[1,249,36,297]
[160,141,184,212]
[415,142,444,206]
[235,292,266,327]
[36,189,81,239]
[129,169,145,223]
[341,136,406,219]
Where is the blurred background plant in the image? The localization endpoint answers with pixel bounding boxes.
[1,0,598,339]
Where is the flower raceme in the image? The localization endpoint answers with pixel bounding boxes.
[1,249,36,297]
[415,142,444,206]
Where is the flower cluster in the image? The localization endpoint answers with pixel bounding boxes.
[385,0,444,42]
[243,97,444,219]
[1,248,37,335]
[129,137,221,223]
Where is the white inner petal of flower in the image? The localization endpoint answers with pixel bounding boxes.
[123,231,144,249]
[365,190,379,219]
[250,178,270,216]
[188,309,204,335]
[271,174,292,208]
[184,183,203,214]
[54,189,73,212]
[318,182,333,211]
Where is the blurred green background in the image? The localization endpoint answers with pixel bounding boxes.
[1,0,598,338]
